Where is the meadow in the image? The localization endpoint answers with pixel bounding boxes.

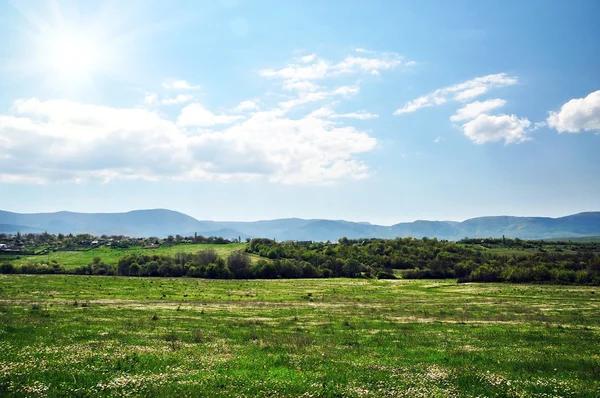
[1,275,599,397]
[2,243,253,269]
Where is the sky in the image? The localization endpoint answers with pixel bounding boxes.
[0,0,599,225]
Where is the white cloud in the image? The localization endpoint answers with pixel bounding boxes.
[434,136,442,143]
[260,60,331,80]
[143,93,158,105]
[547,90,600,133]
[282,79,321,92]
[162,80,202,90]
[396,96,447,115]
[177,103,244,127]
[2,49,395,185]
[300,54,316,63]
[232,100,260,112]
[309,107,378,120]
[278,85,360,112]
[461,114,531,144]
[333,111,378,120]
[161,94,194,105]
[394,73,517,115]
[450,99,507,122]
[260,51,407,82]
[334,56,402,75]
[0,98,377,185]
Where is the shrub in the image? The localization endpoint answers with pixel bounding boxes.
[469,264,502,282]
[0,263,16,274]
[376,270,396,279]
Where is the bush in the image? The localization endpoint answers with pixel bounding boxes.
[402,268,423,279]
[469,264,502,282]
[0,263,16,274]
[376,270,396,279]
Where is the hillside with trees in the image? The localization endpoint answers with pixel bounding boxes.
[1,232,599,285]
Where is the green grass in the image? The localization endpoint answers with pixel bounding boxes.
[0,275,599,397]
[2,243,258,269]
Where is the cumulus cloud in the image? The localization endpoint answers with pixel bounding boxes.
[309,107,378,120]
[143,93,158,105]
[232,100,260,112]
[259,53,403,80]
[394,73,517,115]
[260,50,407,86]
[282,79,321,92]
[2,49,395,185]
[162,80,202,90]
[278,85,360,112]
[0,98,377,185]
[450,99,507,122]
[300,54,317,63]
[260,60,331,80]
[461,114,531,144]
[547,90,600,133]
[161,94,194,105]
[177,103,245,127]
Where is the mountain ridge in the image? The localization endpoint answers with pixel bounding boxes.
[1,209,599,241]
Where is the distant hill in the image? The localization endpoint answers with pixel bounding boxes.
[1,209,599,241]
[0,224,44,234]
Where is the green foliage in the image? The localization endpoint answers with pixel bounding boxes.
[247,238,600,285]
[0,263,15,274]
[2,235,600,285]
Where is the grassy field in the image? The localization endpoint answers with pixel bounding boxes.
[1,243,256,269]
[0,276,599,397]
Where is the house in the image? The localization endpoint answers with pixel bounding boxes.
[0,244,7,250]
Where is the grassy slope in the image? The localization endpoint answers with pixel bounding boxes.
[0,275,598,397]
[2,243,261,269]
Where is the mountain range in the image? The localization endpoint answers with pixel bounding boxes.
[1,209,599,241]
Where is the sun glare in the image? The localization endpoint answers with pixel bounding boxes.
[36,29,107,83]
[11,1,134,91]
[47,34,99,77]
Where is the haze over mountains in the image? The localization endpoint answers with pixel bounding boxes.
[1,209,600,241]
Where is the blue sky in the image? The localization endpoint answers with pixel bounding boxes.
[1,0,599,224]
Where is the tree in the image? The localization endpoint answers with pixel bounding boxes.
[342,259,361,278]
[228,251,252,278]
[255,261,278,278]
[130,263,140,276]
[197,249,218,266]
[118,257,131,276]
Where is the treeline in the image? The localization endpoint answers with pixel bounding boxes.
[246,238,600,285]
[64,249,351,279]
[0,231,237,252]
[457,237,600,252]
[1,237,600,284]
[0,249,251,279]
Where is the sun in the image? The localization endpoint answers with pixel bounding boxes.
[35,28,108,83]
[9,1,135,91]
[46,33,100,77]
